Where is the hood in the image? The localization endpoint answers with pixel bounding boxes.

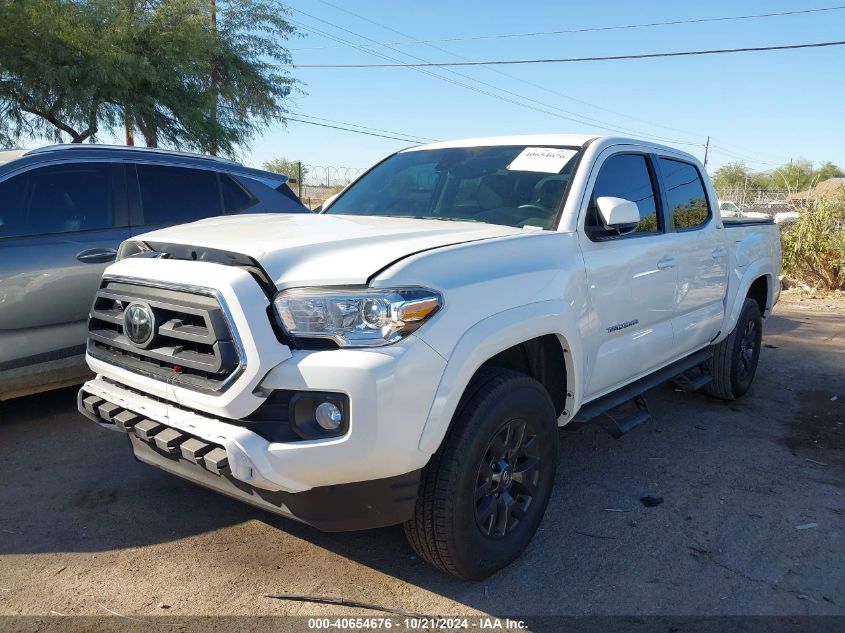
[135,213,524,288]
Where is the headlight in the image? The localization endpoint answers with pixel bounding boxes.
[273,286,442,347]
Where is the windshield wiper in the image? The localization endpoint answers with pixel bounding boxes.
[403,215,486,224]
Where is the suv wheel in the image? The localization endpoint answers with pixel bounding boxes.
[404,368,558,580]
[705,298,763,400]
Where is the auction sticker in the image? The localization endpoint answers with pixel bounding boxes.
[506,147,577,173]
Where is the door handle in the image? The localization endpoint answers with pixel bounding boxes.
[712,248,727,259]
[76,247,118,263]
[656,256,676,270]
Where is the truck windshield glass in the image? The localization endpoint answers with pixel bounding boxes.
[324,145,581,229]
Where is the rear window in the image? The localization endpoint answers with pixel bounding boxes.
[659,159,711,230]
[221,174,255,213]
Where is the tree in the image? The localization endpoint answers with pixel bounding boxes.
[0,0,120,145]
[771,159,845,193]
[712,162,754,193]
[0,0,298,157]
[264,157,307,179]
[815,161,845,183]
[711,161,771,197]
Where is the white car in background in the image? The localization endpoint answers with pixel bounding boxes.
[718,200,742,217]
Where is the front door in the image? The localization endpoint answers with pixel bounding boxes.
[0,162,129,375]
[578,150,678,399]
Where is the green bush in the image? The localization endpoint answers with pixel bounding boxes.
[782,188,845,290]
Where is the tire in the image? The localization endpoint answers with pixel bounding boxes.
[404,367,558,580]
[704,298,763,400]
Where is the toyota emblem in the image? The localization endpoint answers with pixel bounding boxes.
[124,302,155,347]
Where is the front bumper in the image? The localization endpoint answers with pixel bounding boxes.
[80,388,420,531]
[80,256,448,527]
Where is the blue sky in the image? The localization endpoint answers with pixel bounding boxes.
[243,0,845,175]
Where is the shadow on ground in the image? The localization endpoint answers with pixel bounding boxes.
[1,311,843,616]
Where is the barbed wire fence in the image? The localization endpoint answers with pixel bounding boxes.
[289,163,368,209]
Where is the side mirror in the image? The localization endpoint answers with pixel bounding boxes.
[596,196,640,227]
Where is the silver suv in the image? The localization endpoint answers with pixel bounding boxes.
[0,144,308,400]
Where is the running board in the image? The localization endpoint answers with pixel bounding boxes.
[571,349,713,437]
[672,371,713,393]
[594,394,651,439]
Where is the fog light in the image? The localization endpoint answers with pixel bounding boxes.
[289,392,349,440]
[315,401,343,430]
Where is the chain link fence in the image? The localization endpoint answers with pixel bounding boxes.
[287,164,368,209]
[715,186,793,215]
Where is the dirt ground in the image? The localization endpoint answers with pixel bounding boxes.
[1,293,843,623]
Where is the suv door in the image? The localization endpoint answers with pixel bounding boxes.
[577,150,678,399]
[0,162,129,387]
[655,156,728,355]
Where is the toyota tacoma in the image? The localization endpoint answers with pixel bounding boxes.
[78,135,781,579]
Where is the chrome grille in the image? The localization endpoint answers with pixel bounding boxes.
[87,278,243,393]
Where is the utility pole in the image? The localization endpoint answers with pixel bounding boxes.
[297,161,303,199]
[703,136,710,167]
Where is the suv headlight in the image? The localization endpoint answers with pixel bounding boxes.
[273,287,442,347]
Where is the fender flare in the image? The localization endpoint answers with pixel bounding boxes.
[417,300,582,454]
[720,262,775,340]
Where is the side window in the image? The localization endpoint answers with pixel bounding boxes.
[0,163,114,238]
[589,154,659,236]
[221,174,256,213]
[136,165,222,225]
[659,158,711,230]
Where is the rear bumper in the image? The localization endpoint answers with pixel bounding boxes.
[79,388,420,531]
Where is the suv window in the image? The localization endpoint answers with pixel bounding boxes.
[221,174,255,213]
[137,164,222,225]
[0,163,114,238]
[588,153,660,235]
[659,158,710,230]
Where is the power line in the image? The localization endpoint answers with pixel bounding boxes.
[284,116,423,143]
[284,40,845,68]
[288,6,705,146]
[303,2,796,165]
[289,5,800,165]
[312,0,707,148]
[288,111,437,142]
[291,5,845,50]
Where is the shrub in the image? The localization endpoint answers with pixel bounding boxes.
[781,188,845,290]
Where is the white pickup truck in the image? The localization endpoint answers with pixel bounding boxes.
[78,135,781,579]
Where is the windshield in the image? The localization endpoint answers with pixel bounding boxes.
[324,145,582,229]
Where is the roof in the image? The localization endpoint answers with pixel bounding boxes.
[0,144,289,183]
[789,177,845,202]
[400,134,700,164]
[25,143,239,165]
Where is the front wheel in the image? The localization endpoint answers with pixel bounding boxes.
[704,298,763,400]
[404,368,558,580]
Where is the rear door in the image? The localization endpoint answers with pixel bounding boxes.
[0,162,129,369]
[577,149,679,399]
[654,157,728,355]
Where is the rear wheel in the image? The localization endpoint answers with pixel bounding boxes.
[404,368,558,580]
[704,298,763,400]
